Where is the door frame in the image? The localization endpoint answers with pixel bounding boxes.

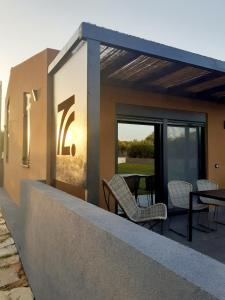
[116,120,163,203]
[116,104,206,206]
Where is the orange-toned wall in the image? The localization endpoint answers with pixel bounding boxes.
[4,49,58,204]
[100,84,225,208]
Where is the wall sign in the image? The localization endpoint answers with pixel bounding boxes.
[53,42,87,190]
[57,95,76,157]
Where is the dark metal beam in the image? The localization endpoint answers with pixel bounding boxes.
[102,78,225,104]
[196,84,225,98]
[81,23,225,73]
[168,72,224,93]
[49,22,225,75]
[101,51,140,79]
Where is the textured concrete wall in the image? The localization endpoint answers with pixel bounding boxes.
[19,180,225,300]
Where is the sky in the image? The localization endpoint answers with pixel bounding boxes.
[1,0,225,129]
[118,123,154,141]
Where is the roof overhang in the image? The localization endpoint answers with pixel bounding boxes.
[49,22,225,103]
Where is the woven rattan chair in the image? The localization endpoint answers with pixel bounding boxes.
[102,175,167,233]
[168,180,208,237]
[197,179,225,225]
[197,179,221,205]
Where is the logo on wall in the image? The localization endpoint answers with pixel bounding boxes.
[57,95,76,157]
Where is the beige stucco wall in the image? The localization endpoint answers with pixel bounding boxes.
[100,84,225,208]
[4,49,58,204]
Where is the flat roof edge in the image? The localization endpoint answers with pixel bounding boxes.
[48,23,83,74]
[49,22,225,75]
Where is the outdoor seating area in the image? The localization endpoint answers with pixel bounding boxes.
[103,174,225,263]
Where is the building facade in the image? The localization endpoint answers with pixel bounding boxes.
[4,23,225,210]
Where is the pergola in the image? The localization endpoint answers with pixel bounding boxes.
[49,23,225,205]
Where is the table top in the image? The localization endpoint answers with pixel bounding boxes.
[191,189,225,201]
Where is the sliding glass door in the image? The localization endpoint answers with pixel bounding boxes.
[117,122,163,205]
[116,119,205,208]
[167,125,205,208]
[167,126,199,185]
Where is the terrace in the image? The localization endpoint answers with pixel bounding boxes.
[105,178,225,264]
[161,210,225,264]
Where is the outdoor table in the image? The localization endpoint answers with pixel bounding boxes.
[189,189,225,242]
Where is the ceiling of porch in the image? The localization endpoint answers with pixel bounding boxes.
[100,45,225,102]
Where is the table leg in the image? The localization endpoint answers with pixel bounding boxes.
[188,193,193,241]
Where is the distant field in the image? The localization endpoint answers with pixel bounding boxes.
[118,162,154,192]
[118,163,154,175]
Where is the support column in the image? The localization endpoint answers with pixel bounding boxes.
[87,39,100,205]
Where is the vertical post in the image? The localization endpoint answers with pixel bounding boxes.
[162,119,168,205]
[46,74,56,185]
[188,192,193,241]
[87,39,100,205]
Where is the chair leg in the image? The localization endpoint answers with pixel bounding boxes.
[169,215,187,238]
[196,207,217,231]
[160,220,164,235]
[192,211,214,233]
[151,192,155,205]
[214,206,225,226]
[169,211,211,239]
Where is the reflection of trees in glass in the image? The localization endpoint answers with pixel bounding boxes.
[168,129,196,158]
[118,133,154,158]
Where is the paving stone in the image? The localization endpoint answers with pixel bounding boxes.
[0,265,28,291]
[0,255,19,268]
[0,238,14,250]
[0,245,17,259]
[0,264,21,288]
[0,226,9,236]
[0,208,34,299]
[0,235,10,244]
[0,287,33,300]
[0,219,5,225]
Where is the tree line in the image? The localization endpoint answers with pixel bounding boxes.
[118,133,154,158]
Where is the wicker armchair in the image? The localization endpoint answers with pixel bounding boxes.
[168,180,208,237]
[102,175,167,232]
[197,179,225,225]
[168,180,207,210]
[196,179,222,205]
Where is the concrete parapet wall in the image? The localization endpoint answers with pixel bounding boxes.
[18,180,225,300]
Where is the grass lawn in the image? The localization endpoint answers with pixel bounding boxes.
[118,162,154,192]
[118,163,154,175]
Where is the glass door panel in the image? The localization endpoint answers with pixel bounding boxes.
[167,125,200,207]
[167,126,199,184]
[117,122,158,206]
